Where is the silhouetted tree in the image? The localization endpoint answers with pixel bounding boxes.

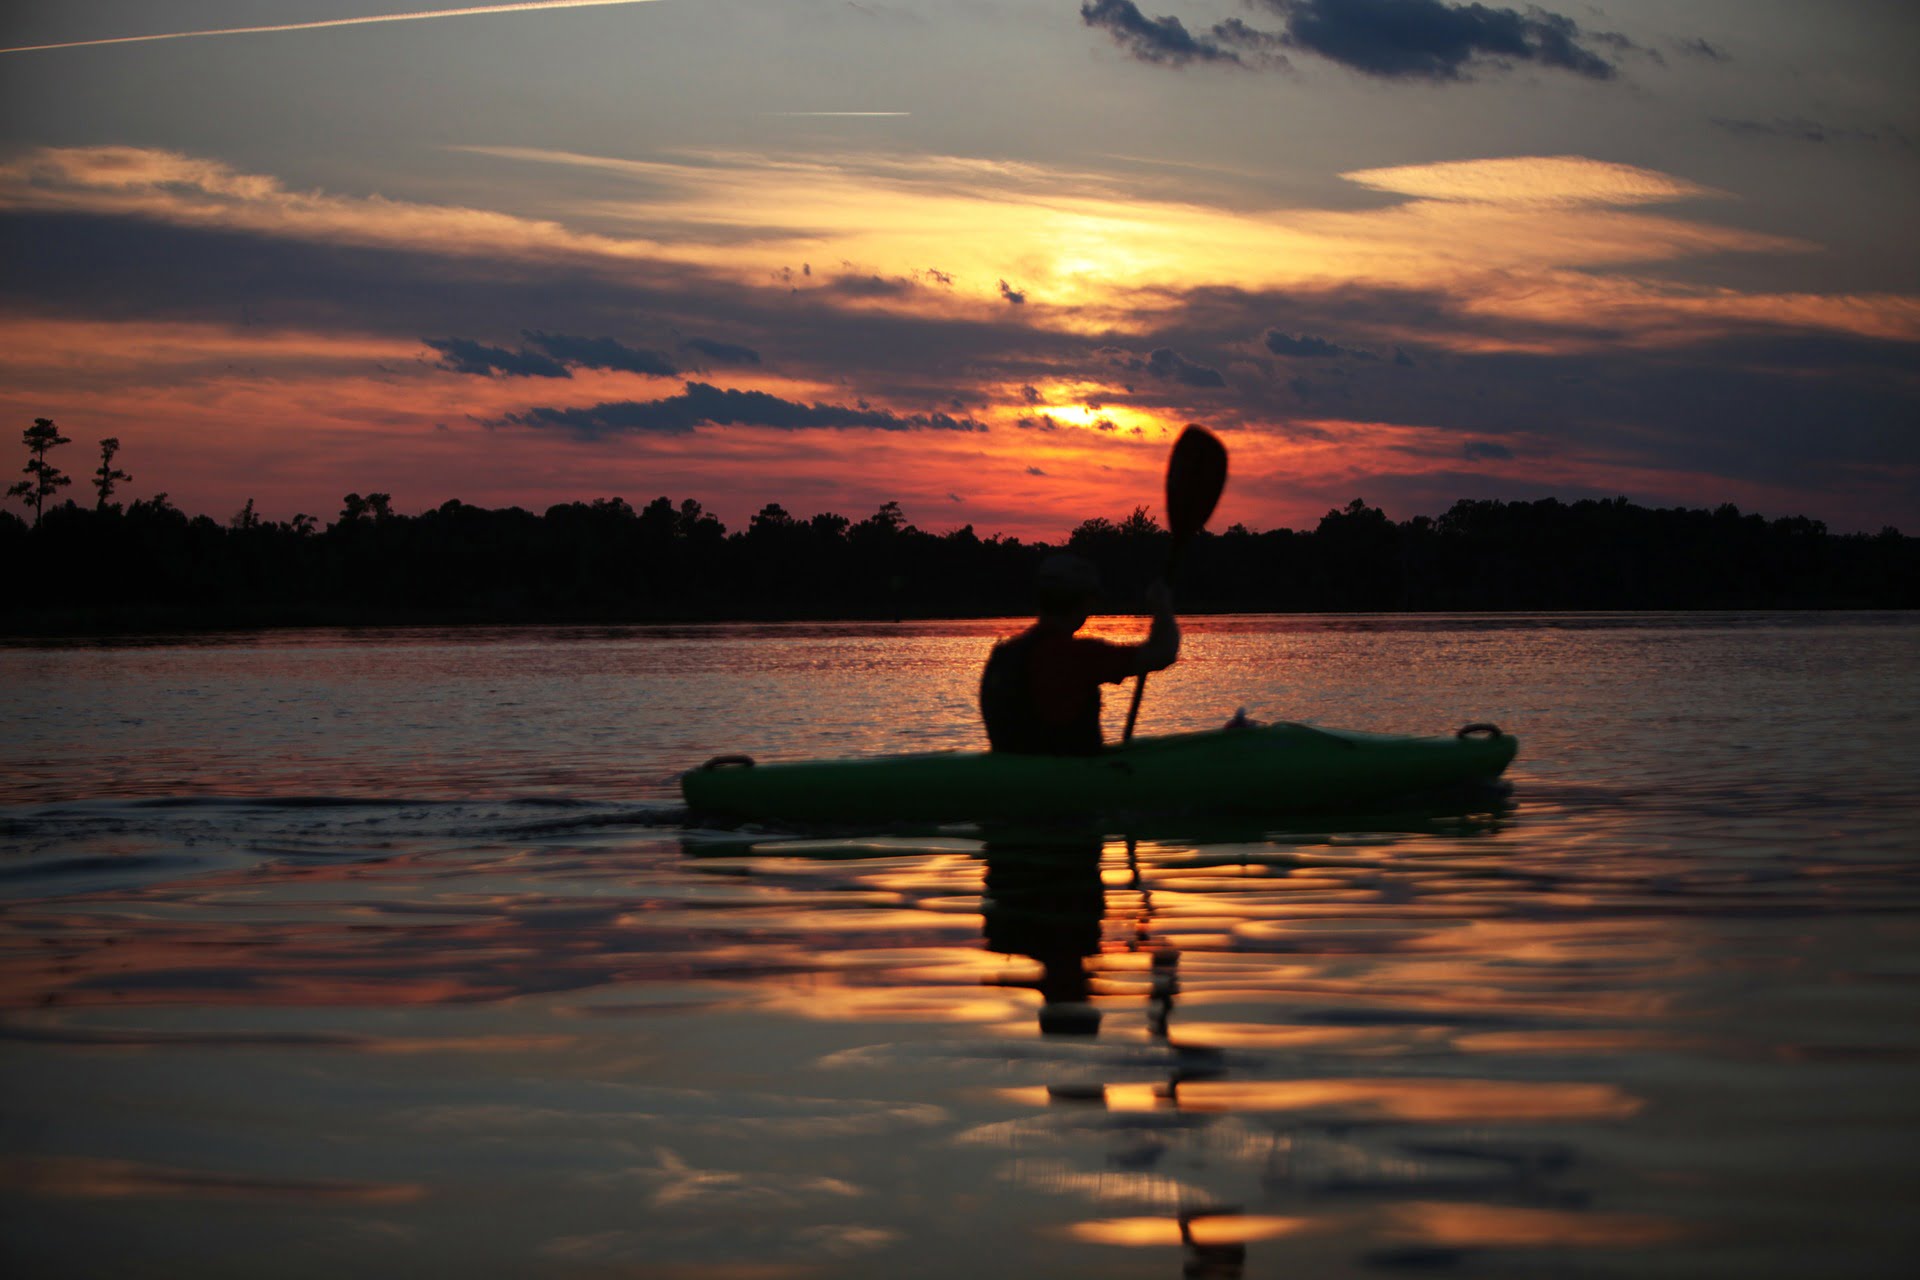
[7,418,71,527]
[92,437,130,511]
[0,482,1912,633]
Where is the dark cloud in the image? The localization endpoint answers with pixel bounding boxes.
[424,336,569,378]
[1080,0,1246,67]
[524,330,678,376]
[1265,329,1374,360]
[1146,346,1228,387]
[679,336,762,366]
[1252,0,1625,81]
[1020,384,1044,404]
[1097,344,1227,387]
[425,331,678,378]
[923,267,955,287]
[1462,439,1514,461]
[1676,36,1728,61]
[1711,116,1908,147]
[1210,17,1292,60]
[999,279,1027,305]
[504,382,988,438]
[826,273,916,299]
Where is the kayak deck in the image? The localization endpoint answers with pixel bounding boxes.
[682,721,1517,826]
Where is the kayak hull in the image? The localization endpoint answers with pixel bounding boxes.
[681,722,1518,826]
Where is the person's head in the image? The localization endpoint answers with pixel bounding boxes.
[1035,553,1100,629]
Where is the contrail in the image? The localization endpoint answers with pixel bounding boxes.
[0,1,662,56]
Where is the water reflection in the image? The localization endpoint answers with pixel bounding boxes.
[4,616,1919,1276]
[981,838,1107,1036]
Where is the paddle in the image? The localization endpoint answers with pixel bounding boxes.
[1122,424,1228,743]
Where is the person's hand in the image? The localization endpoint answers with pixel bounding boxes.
[1145,580,1174,615]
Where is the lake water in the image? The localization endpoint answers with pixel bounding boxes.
[2,613,1917,1278]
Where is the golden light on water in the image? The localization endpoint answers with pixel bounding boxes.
[1002,1077,1642,1121]
[1389,1201,1684,1248]
[1062,1214,1322,1246]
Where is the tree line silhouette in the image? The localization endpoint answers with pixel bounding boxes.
[3,420,1914,632]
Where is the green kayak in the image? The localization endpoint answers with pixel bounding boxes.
[682,722,1517,826]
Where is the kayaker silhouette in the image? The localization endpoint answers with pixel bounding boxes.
[981,425,1227,754]
[979,554,1179,755]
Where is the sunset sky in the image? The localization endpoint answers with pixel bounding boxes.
[3,0,1916,538]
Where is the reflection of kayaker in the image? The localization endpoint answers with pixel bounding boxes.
[979,555,1179,756]
[980,840,1107,1036]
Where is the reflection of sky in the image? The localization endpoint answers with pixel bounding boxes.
[1,1,1917,534]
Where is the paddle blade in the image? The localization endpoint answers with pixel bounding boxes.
[1166,424,1228,542]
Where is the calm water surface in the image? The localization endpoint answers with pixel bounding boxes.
[3,613,1917,1277]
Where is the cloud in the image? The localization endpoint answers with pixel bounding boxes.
[1675,37,1728,62]
[1265,330,1374,360]
[1097,344,1226,387]
[1210,18,1292,63]
[826,273,916,299]
[504,382,989,437]
[1079,0,1247,67]
[524,331,678,375]
[425,337,570,378]
[1711,117,1909,148]
[1145,346,1227,386]
[1253,0,1628,81]
[679,337,762,366]
[1027,466,1048,476]
[999,279,1027,306]
[426,332,677,377]
[1462,439,1514,461]
[1341,155,1716,207]
[6,144,1828,348]
[0,1,663,57]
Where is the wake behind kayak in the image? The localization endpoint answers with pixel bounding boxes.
[682,722,1517,826]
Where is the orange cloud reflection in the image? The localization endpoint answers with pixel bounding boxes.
[1389,1201,1684,1248]
[1004,1077,1640,1121]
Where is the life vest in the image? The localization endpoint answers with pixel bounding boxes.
[980,630,1103,755]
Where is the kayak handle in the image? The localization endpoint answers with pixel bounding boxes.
[1456,723,1504,739]
[699,754,757,770]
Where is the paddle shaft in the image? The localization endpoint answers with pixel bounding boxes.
[1120,535,1190,743]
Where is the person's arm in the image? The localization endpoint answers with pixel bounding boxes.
[1135,580,1179,674]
